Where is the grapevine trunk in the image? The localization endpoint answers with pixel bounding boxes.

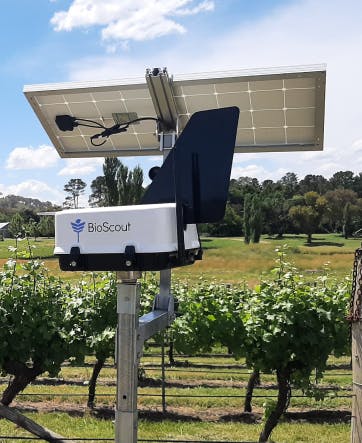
[87,358,105,408]
[244,368,260,413]
[259,367,291,442]
[1,361,43,406]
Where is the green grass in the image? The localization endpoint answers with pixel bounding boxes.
[0,353,352,411]
[4,384,350,411]
[174,233,358,284]
[0,412,350,442]
[0,353,353,443]
[0,233,358,285]
[0,237,54,259]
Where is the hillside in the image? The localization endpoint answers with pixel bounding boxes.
[0,194,60,218]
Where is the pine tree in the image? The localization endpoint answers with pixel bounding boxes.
[250,194,263,243]
[243,194,252,244]
[63,178,86,209]
[103,158,121,206]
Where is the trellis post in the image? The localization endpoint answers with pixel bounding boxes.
[350,248,362,443]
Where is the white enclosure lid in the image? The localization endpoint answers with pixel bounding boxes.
[54,203,200,254]
[24,64,326,158]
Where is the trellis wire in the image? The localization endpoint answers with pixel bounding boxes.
[140,366,352,376]
[11,392,353,399]
[0,438,258,443]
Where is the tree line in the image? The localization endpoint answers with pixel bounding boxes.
[201,171,362,242]
[86,161,362,243]
[0,195,59,240]
[3,158,362,242]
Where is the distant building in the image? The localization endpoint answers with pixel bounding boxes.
[0,222,9,240]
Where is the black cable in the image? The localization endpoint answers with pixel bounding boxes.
[82,116,160,147]
[75,118,107,129]
[90,136,108,147]
[56,114,161,146]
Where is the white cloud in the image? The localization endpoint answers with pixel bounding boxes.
[0,180,63,203]
[230,134,362,183]
[64,0,362,181]
[6,145,59,170]
[51,0,214,48]
[231,163,288,182]
[174,0,214,15]
[58,157,104,176]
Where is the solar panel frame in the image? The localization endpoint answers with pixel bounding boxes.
[24,78,160,157]
[23,64,326,158]
[172,68,325,153]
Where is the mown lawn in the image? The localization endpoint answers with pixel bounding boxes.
[0,412,350,443]
[0,233,358,285]
[175,233,358,284]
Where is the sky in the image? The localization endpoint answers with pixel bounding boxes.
[0,0,362,206]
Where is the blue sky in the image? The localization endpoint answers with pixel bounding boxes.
[1,0,362,205]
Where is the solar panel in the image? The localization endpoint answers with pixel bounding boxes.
[23,65,326,158]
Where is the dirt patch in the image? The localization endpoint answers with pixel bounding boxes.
[5,401,351,424]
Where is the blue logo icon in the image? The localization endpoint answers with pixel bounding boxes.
[71,219,85,243]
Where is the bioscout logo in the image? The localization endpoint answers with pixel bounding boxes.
[71,219,86,242]
[70,219,131,241]
[88,221,131,233]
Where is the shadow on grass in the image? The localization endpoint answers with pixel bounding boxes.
[284,409,351,424]
[13,405,351,424]
[265,234,347,248]
[95,408,203,422]
[303,241,344,247]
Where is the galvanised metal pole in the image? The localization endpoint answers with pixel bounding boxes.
[115,271,141,443]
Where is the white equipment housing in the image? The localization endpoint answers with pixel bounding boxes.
[55,203,201,271]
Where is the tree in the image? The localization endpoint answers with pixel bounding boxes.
[343,202,353,239]
[24,219,40,241]
[288,191,328,243]
[20,209,40,224]
[228,179,244,206]
[277,172,299,199]
[342,201,362,238]
[243,194,252,244]
[262,191,290,238]
[88,176,107,207]
[63,178,86,209]
[131,165,144,204]
[329,170,355,190]
[94,158,144,207]
[117,163,144,205]
[8,213,25,238]
[260,180,282,195]
[38,216,55,238]
[103,157,121,206]
[203,204,242,237]
[299,174,330,195]
[250,194,263,243]
[243,193,263,243]
[324,188,358,232]
[352,172,362,197]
